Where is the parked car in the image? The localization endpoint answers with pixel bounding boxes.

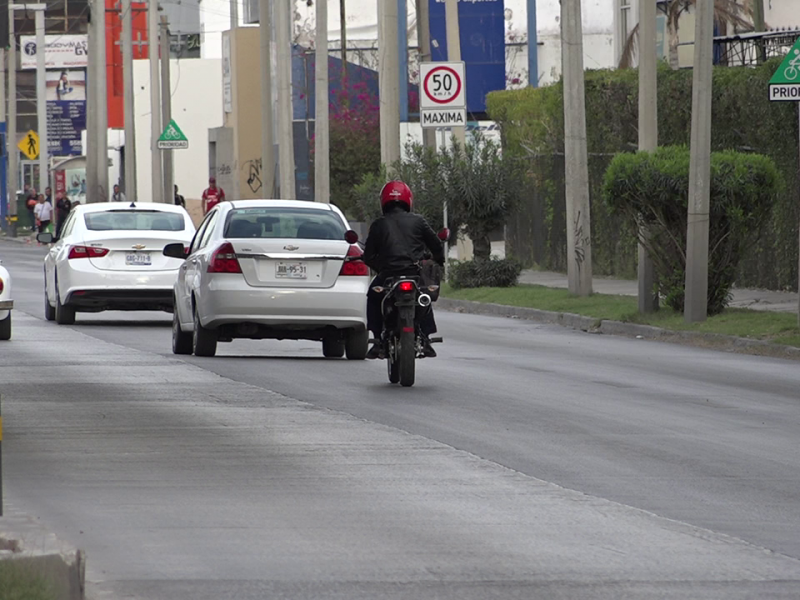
[38,202,196,324]
[164,199,369,358]
[0,258,13,340]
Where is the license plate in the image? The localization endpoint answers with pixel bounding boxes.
[276,262,307,279]
[126,252,152,266]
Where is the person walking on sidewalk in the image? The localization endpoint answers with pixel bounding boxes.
[55,191,72,237]
[202,177,225,215]
[34,194,53,239]
[111,184,126,203]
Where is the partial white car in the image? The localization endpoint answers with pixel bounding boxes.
[39,202,196,324]
[164,199,369,358]
[0,258,13,340]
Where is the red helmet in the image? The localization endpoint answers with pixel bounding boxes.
[380,181,413,212]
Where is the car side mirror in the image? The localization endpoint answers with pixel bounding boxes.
[437,228,450,241]
[37,232,55,244]
[163,242,189,259]
[344,229,359,244]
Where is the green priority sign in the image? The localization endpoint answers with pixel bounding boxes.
[769,37,800,102]
[158,119,189,149]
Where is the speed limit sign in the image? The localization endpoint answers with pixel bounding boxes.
[420,62,466,128]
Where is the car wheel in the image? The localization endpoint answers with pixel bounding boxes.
[172,309,193,355]
[192,308,217,357]
[0,314,11,341]
[345,329,368,360]
[322,337,345,358]
[55,276,76,325]
[44,279,55,322]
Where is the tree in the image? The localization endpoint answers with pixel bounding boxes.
[618,0,756,70]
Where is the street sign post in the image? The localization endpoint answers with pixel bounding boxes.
[769,38,800,325]
[420,62,466,129]
[157,119,188,150]
[18,130,39,160]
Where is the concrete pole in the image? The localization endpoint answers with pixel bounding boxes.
[122,0,137,201]
[416,0,435,150]
[149,0,163,203]
[683,0,714,323]
[444,0,465,147]
[527,0,538,87]
[637,0,657,313]
[275,0,295,198]
[340,0,346,90]
[753,0,766,63]
[379,0,400,169]
[259,0,274,197]
[230,0,238,30]
[561,0,592,296]
[8,4,17,234]
[95,0,109,202]
[160,16,173,206]
[86,0,98,203]
[398,0,408,123]
[796,103,800,327]
[35,9,49,203]
[314,0,329,203]
[0,48,6,234]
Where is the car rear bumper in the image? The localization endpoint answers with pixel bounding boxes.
[60,264,178,311]
[0,300,13,310]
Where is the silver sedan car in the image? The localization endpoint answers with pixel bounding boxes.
[165,200,370,358]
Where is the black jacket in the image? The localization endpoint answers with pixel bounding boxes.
[363,206,445,275]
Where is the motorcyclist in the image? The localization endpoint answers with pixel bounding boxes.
[362,181,445,360]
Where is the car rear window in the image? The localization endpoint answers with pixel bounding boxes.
[84,210,186,231]
[225,208,346,240]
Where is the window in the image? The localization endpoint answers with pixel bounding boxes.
[618,0,635,64]
[60,212,77,238]
[197,212,219,250]
[84,210,185,232]
[224,208,347,240]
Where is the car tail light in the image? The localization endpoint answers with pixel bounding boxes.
[0,278,4,294]
[208,242,242,273]
[340,245,369,276]
[398,281,414,292]
[68,245,110,259]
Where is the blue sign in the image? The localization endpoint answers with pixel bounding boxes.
[47,100,85,156]
[428,0,506,114]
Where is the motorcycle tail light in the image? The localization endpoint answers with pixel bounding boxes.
[398,281,414,292]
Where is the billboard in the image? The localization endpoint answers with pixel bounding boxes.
[46,70,87,156]
[428,0,506,114]
[20,35,89,70]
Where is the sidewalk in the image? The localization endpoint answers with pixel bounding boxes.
[520,270,799,313]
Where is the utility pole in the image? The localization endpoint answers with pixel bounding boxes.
[637,0,657,312]
[230,0,238,30]
[160,16,173,206]
[683,0,713,323]
[95,0,108,202]
[35,7,49,202]
[527,0,538,87]
[752,0,766,63]
[275,0,295,197]
[340,0,346,90]
[378,0,400,169]
[398,0,408,123]
[8,3,17,235]
[314,0,329,203]
[122,0,137,200]
[561,0,592,296]
[149,0,162,203]
[0,48,7,234]
[416,0,435,150]
[86,0,98,202]
[444,0,465,147]
[259,0,274,197]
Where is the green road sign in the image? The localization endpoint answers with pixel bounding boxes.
[769,37,800,102]
[158,119,189,149]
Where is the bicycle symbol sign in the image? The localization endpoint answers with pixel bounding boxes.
[768,39,800,102]
[157,119,189,149]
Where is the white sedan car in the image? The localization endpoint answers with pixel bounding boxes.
[39,202,196,324]
[164,199,369,358]
[0,258,13,340]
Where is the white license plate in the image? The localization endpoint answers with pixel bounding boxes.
[276,262,307,279]
[126,252,152,266]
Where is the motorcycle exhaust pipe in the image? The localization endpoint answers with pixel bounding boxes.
[418,294,432,307]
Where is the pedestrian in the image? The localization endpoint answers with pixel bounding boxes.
[34,194,52,238]
[45,186,53,206]
[174,184,186,208]
[202,177,225,215]
[111,184,126,203]
[55,191,72,237]
[26,187,37,232]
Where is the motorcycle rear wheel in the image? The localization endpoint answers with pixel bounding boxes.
[398,330,416,387]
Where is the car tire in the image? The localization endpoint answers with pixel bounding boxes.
[192,308,217,357]
[44,280,56,322]
[322,337,345,358]
[0,314,11,341]
[345,329,368,360]
[172,310,193,355]
[55,277,76,325]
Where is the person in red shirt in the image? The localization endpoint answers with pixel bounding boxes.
[202,177,226,214]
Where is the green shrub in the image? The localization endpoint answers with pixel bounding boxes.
[450,258,523,289]
[0,560,55,600]
[602,146,782,315]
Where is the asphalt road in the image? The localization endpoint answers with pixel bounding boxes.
[2,241,800,599]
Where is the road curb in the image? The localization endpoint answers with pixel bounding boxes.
[437,297,800,362]
[0,235,34,245]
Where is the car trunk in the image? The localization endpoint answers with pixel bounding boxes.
[84,233,186,271]
[229,239,349,289]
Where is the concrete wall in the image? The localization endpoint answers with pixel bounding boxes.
[133,58,223,205]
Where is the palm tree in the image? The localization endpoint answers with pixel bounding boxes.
[618,0,757,69]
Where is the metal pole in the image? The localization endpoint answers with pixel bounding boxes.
[398,0,408,123]
[416,0,435,150]
[527,0,538,87]
[314,0,329,203]
[444,0,465,146]
[35,9,48,207]
[561,0,592,295]
[122,0,137,201]
[149,0,162,203]
[160,16,173,206]
[753,0,766,63]
[86,0,98,202]
[275,0,295,198]
[340,0,346,91]
[637,0,657,313]
[379,0,400,169]
[259,0,274,197]
[0,48,7,234]
[796,102,800,327]
[8,4,17,235]
[683,0,713,323]
[95,0,109,202]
